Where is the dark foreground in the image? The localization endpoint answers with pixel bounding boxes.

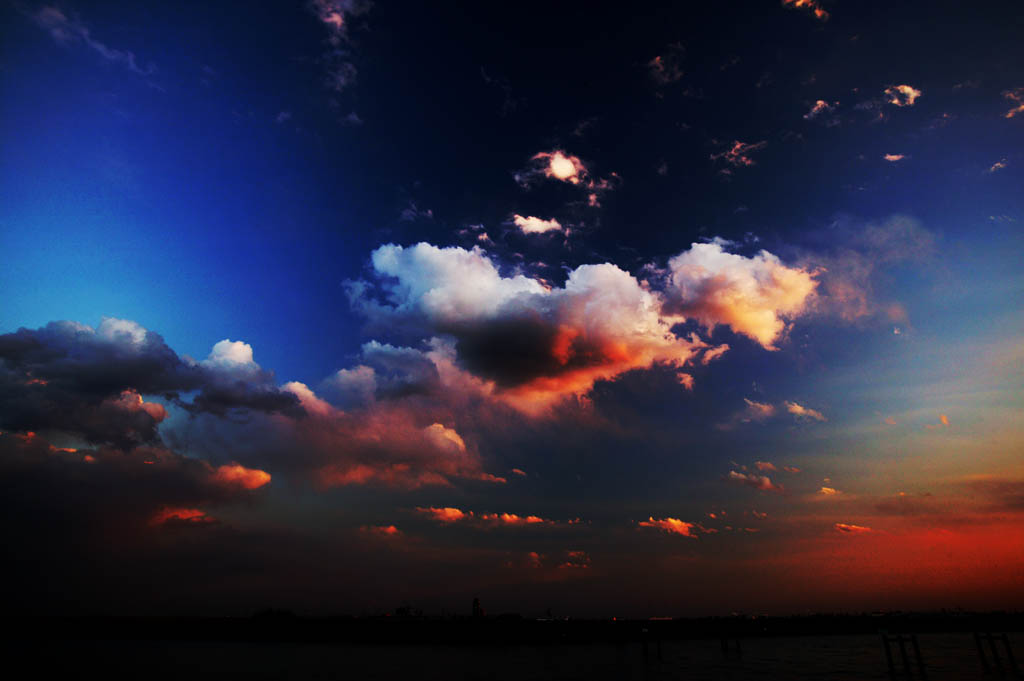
[7,613,1022,680]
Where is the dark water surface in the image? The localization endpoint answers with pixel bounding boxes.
[14,633,1020,680]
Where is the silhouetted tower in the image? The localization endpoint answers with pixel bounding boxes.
[472,597,484,618]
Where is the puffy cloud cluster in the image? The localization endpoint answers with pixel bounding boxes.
[725,470,784,493]
[884,84,921,107]
[512,214,563,235]
[638,516,706,537]
[349,243,707,411]
[804,100,837,120]
[345,241,819,412]
[0,318,300,449]
[273,381,504,489]
[415,506,560,528]
[514,150,620,206]
[782,0,829,21]
[663,240,819,349]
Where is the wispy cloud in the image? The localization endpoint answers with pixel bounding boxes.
[310,0,373,93]
[725,470,784,493]
[31,6,154,75]
[1003,88,1024,118]
[710,140,768,171]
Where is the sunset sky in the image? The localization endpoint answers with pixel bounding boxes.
[1,0,1022,617]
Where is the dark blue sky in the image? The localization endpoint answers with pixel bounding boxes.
[1,0,1022,616]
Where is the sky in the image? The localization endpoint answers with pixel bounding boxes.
[1,0,1022,618]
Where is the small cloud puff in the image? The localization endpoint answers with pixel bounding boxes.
[884,85,921,107]
[512,214,563,234]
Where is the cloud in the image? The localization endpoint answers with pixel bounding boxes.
[804,100,837,120]
[725,470,784,493]
[213,463,272,490]
[648,43,685,85]
[710,140,767,170]
[415,506,468,523]
[883,154,905,162]
[784,401,826,422]
[415,506,559,528]
[805,215,936,323]
[151,507,217,527]
[819,486,841,496]
[348,243,706,412]
[31,6,154,75]
[309,0,373,93]
[558,550,591,569]
[988,159,1008,173]
[512,214,563,235]
[274,382,504,488]
[515,151,620,205]
[360,524,402,537]
[782,0,829,21]
[400,202,434,222]
[754,461,778,472]
[742,399,777,422]
[1003,88,1024,118]
[884,85,922,107]
[638,516,703,537]
[833,523,873,534]
[925,413,951,429]
[663,240,819,349]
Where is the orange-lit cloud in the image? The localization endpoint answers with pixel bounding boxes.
[783,466,801,474]
[279,380,506,488]
[361,524,403,537]
[532,150,586,185]
[754,461,778,471]
[884,84,921,107]
[511,468,527,477]
[558,550,591,569]
[988,159,1008,173]
[883,153,905,162]
[743,399,776,422]
[819,486,841,496]
[710,140,767,168]
[213,463,271,490]
[785,401,826,422]
[352,243,708,413]
[665,240,818,349]
[512,214,563,234]
[150,507,216,526]
[1003,88,1024,118]
[638,516,702,537]
[782,0,829,21]
[415,506,562,528]
[416,506,468,523]
[804,99,836,119]
[833,522,873,534]
[726,470,783,492]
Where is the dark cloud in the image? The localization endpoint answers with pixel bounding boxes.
[0,320,301,446]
